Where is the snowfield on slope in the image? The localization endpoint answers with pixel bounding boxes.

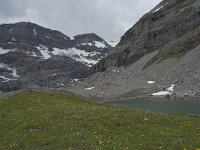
[152,84,175,96]
[94,41,106,48]
[35,45,101,67]
[35,45,51,59]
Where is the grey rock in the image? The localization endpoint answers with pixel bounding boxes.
[92,0,200,72]
[68,0,200,99]
[0,22,112,92]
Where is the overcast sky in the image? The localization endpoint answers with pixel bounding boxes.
[0,0,161,43]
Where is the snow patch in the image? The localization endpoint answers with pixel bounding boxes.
[70,79,81,83]
[152,91,171,96]
[31,51,38,57]
[40,50,51,59]
[75,57,98,67]
[112,70,120,73]
[9,28,13,33]
[89,52,101,56]
[94,41,106,48]
[35,44,101,66]
[12,69,19,78]
[52,47,98,67]
[0,63,7,69]
[52,47,91,57]
[0,63,19,78]
[0,75,13,82]
[147,81,155,84]
[152,84,175,96]
[52,73,57,77]
[84,87,95,90]
[81,43,93,46]
[153,2,168,13]
[69,48,92,57]
[45,36,51,39]
[70,36,75,40]
[35,45,51,59]
[0,47,15,54]
[33,28,37,36]
[167,84,175,92]
[11,37,16,42]
[154,5,164,12]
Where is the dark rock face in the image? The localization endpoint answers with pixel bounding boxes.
[0,81,22,93]
[0,22,111,92]
[93,0,200,72]
[20,56,89,88]
[0,22,71,48]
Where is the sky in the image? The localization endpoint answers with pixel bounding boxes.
[0,0,161,43]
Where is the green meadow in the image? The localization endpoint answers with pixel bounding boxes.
[0,91,200,150]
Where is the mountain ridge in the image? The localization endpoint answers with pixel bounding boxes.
[0,22,112,92]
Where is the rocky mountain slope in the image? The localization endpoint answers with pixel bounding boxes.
[0,22,111,92]
[93,0,200,71]
[69,0,200,99]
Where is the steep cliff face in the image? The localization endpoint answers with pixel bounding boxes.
[69,0,200,98]
[93,0,200,72]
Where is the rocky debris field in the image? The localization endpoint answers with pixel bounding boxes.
[68,44,200,99]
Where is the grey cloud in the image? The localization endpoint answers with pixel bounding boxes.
[0,0,161,42]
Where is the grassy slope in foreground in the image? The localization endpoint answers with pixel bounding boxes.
[0,91,200,150]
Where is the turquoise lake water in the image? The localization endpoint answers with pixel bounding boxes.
[106,98,200,115]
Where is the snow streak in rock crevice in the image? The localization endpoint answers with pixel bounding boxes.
[0,47,16,54]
